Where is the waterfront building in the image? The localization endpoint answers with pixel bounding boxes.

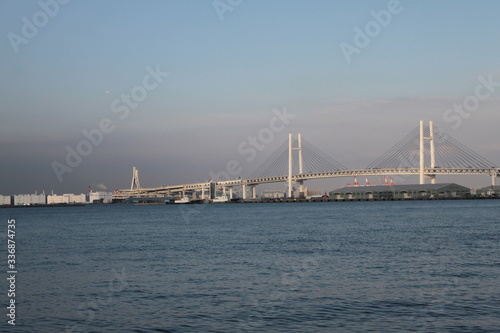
[304,188,320,198]
[476,185,500,197]
[0,195,12,206]
[89,191,112,204]
[262,190,286,199]
[47,193,87,204]
[13,193,47,206]
[329,183,470,200]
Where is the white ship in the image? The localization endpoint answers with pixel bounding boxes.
[174,196,192,204]
[211,195,230,203]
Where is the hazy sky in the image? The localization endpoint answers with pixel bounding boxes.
[1,0,500,195]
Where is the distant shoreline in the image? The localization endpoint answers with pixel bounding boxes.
[0,203,86,209]
[1,196,498,208]
[242,196,499,203]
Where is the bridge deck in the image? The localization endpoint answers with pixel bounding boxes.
[114,167,500,199]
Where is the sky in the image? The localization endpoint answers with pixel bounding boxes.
[1,0,500,195]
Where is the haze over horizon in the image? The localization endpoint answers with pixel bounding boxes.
[1,0,499,195]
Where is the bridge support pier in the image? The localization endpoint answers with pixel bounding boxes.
[242,184,247,200]
[229,187,233,199]
[251,185,256,199]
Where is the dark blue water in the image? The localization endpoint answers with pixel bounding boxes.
[2,200,500,332]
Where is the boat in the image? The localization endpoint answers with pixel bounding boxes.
[174,196,192,204]
[211,195,230,203]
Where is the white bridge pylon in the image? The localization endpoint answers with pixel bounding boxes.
[130,166,141,190]
[420,120,436,184]
[288,133,303,198]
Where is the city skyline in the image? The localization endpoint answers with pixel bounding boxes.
[1,0,500,194]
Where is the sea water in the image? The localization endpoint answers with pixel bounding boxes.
[2,200,499,332]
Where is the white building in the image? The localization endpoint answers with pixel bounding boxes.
[261,190,286,199]
[47,193,87,204]
[0,195,12,206]
[47,194,68,204]
[14,193,46,206]
[89,191,112,204]
[304,188,320,198]
[69,194,87,204]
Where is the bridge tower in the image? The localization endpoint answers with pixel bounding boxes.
[130,166,141,190]
[419,120,436,184]
[288,133,304,198]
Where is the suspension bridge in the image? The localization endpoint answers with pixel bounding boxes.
[114,120,499,200]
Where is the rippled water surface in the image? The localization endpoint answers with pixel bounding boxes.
[3,200,500,332]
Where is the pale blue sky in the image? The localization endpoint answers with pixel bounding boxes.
[1,0,499,194]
